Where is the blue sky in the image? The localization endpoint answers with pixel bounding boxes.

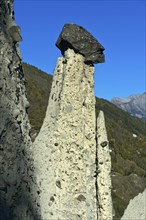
[14,0,145,100]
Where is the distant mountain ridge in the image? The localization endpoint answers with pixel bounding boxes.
[111,92,146,120]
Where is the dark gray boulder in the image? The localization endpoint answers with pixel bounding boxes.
[56,23,105,64]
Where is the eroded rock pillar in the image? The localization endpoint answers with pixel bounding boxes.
[97,111,113,220]
[33,48,97,219]
[33,23,113,220]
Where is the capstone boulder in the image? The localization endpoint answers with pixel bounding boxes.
[56,23,105,64]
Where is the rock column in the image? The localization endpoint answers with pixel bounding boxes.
[33,23,113,220]
[33,48,98,219]
[0,7,113,218]
[97,111,113,220]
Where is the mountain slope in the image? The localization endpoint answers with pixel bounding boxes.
[111,93,146,120]
[23,63,52,135]
[23,62,146,220]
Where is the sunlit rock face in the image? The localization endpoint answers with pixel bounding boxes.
[121,189,146,220]
[97,111,113,220]
[33,48,98,219]
[33,24,112,219]
[0,2,112,219]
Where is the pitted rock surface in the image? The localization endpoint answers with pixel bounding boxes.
[0,0,40,219]
[0,1,112,219]
[97,111,113,220]
[33,49,98,219]
[56,23,105,64]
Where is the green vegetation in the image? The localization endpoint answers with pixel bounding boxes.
[23,63,52,133]
[23,62,146,220]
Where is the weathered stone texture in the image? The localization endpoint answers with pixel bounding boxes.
[97,111,113,220]
[0,1,113,218]
[56,23,105,64]
[33,49,98,219]
[0,0,40,219]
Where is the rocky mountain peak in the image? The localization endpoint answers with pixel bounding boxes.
[111,92,146,120]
